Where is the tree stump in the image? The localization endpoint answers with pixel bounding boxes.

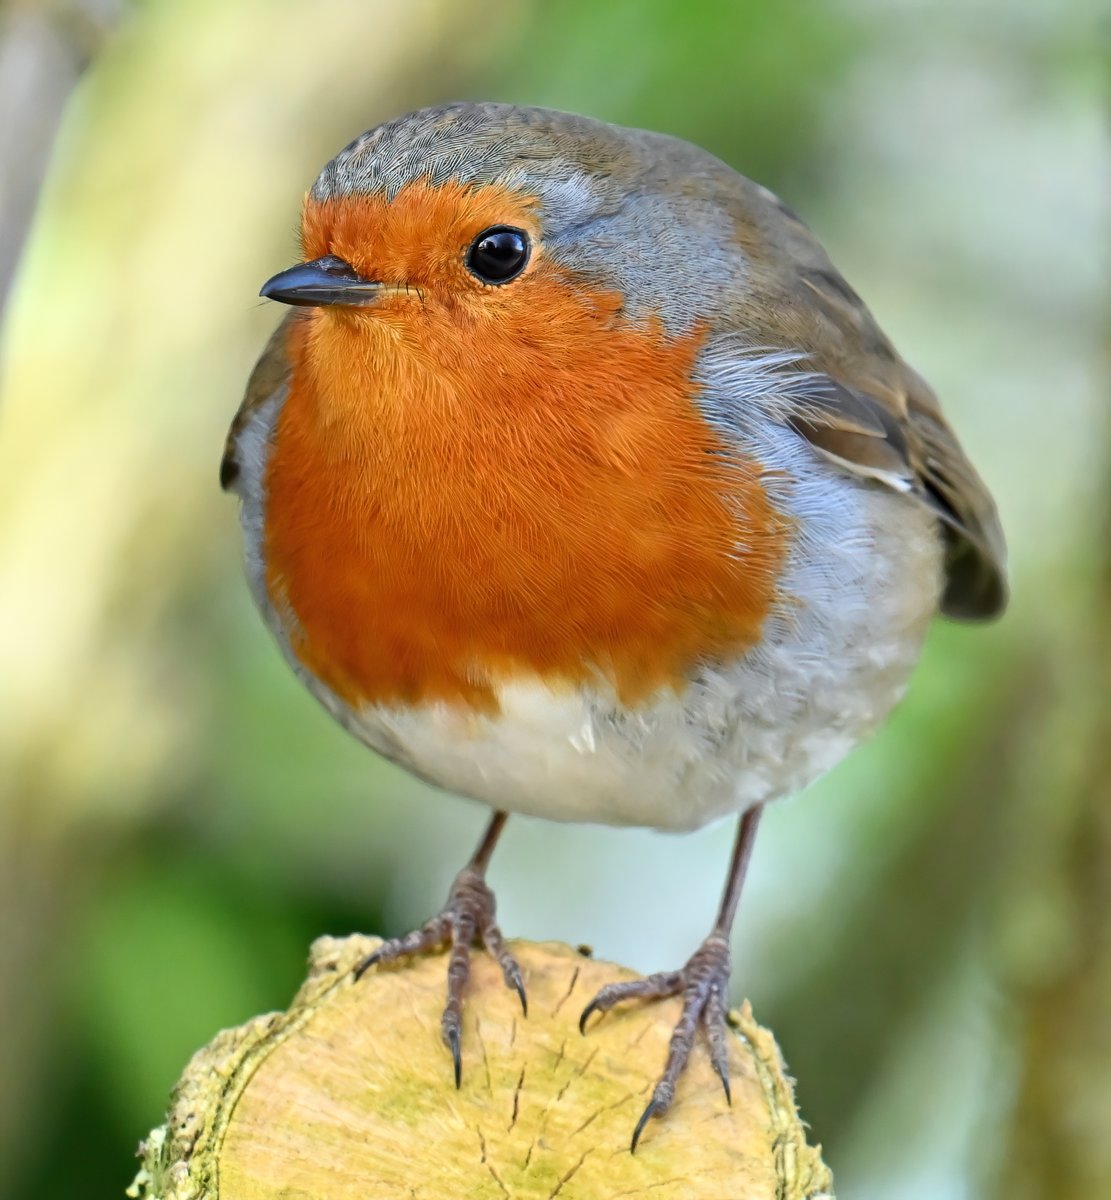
[128,936,833,1198]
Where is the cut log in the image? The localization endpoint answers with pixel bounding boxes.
[128,936,833,1199]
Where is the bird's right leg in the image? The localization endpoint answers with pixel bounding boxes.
[353,810,523,1086]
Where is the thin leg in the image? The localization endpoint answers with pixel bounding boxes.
[580,804,764,1151]
[469,809,508,873]
[713,803,762,935]
[353,810,523,1086]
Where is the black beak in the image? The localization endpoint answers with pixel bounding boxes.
[259,255,384,307]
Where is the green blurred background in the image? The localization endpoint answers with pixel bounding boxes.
[0,1,1104,1197]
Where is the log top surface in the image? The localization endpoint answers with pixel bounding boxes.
[129,936,833,1199]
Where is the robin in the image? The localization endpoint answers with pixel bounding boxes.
[222,102,1006,1149]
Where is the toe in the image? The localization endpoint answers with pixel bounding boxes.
[352,917,452,979]
[480,921,528,1015]
[579,970,685,1033]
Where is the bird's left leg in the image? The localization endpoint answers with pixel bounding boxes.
[352,810,523,1086]
[579,804,763,1150]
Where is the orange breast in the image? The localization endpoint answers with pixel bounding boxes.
[262,190,787,712]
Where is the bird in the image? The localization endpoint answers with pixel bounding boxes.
[221,101,1006,1150]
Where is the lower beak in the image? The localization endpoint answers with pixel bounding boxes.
[259,255,384,307]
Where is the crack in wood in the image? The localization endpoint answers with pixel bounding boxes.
[554,1046,598,1104]
[551,966,581,1017]
[548,1149,592,1198]
[508,1067,526,1132]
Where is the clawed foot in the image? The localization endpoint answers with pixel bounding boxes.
[579,933,733,1151]
[353,866,526,1086]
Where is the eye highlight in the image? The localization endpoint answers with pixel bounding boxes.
[466,226,530,284]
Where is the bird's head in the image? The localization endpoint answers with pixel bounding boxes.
[260,102,746,348]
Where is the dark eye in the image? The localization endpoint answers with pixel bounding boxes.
[466,226,530,284]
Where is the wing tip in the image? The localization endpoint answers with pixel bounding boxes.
[219,450,241,493]
[939,534,1009,622]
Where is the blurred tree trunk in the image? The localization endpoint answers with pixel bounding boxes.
[0,0,121,1177]
[0,0,122,315]
[996,409,1111,1198]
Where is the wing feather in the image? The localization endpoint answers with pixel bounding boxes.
[721,182,1007,620]
[220,313,294,492]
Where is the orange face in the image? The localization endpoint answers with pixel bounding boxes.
[263,180,787,712]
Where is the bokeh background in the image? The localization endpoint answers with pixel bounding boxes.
[0,1,1104,1197]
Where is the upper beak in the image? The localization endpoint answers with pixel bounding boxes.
[259,254,384,307]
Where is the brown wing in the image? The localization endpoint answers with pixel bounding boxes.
[722,183,1008,620]
[220,313,294,492]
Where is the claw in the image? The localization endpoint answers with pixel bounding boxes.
[495,953,528,1016]
[630,1096,663,1153]
[352,949,381,981]
[579,999,600,1035]
[444,1024,462,1089]
[705,983,732,1106]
